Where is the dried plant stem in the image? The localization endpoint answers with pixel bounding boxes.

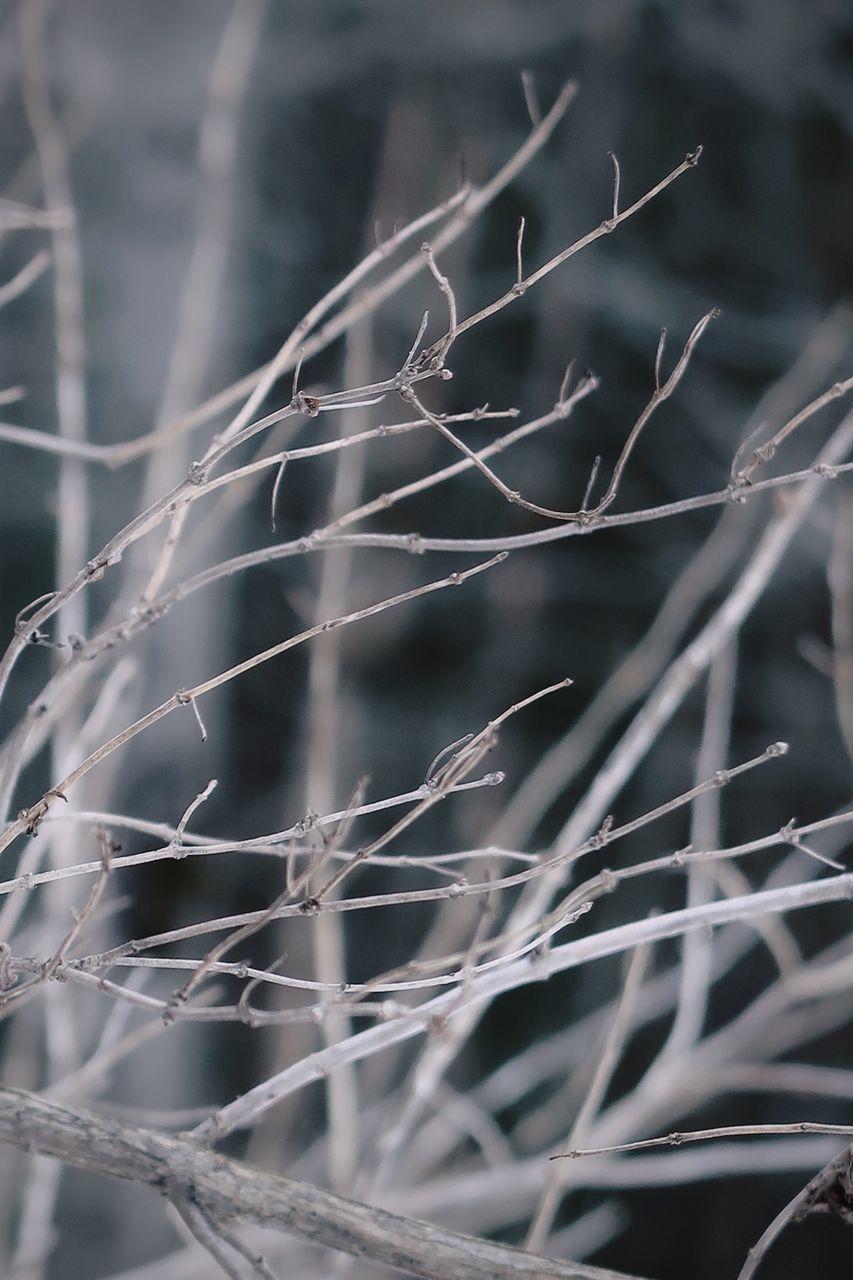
[427,148,703,355]
[16,8,91,1271]
[0,83,576,474]
[355,410,853,1150]
[139,420,853,602]
[406,312,715,524]
[660,636,738,1062]
[190,873,853,1140]
[736,1143,853,1280]
[139,0,268,604]
[22,743,793,971]
[526,940,652,1251]
[529,409,853,925]
[2,23,852,1274]
[1,556,503,857]
[734,375,853,485]
[0,1086,646,1280]
[0,248,50,307]
[560,1123,853,1159]
[298,315,376,1194]
[169,1193,280,1280]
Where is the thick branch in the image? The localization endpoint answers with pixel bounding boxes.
[0,1085,643,1280]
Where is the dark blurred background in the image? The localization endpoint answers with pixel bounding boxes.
[1,2,853,1277]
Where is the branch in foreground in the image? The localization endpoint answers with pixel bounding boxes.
[737,1143,853,1280]
[0,1085,646,1280]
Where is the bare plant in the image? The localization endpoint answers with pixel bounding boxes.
[1,5,852,1280]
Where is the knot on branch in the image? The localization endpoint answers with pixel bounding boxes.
[19,787,68,836]
[292,391,321,417]
[86,558,109,582]
[801,1151,853,1225]
[590,815,614,849]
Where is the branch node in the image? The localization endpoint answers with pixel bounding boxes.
[292,391,321,417]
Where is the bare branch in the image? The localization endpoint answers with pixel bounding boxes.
[405,311,716,524]
[734,376,853,485]
[737,1144,853,1280]
[0,1086,647,1280]
[557,1123,853,1160]
[0,249,50,307]
[2,555,505,855]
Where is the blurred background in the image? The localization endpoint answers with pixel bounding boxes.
[1,2,852,1277]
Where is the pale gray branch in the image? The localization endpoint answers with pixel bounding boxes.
[0,1086,646,1280]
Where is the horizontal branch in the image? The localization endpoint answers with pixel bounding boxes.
[557,1122,853,1159]
[155,436,853,601]
[192,873,853,1140]
[0,555,504,856]
[0,1086,643,1280]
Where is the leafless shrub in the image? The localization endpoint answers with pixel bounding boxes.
[1,5,852,1280]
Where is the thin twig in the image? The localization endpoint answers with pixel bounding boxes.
[0,826,114,1012]
[2,556,506,856]
[170,1193,279,1280]
[526,939,652,1250]
[0,249,50,307]
[188,873,853,1140]
[403,311,717,524]
[734,376,853,485]
[556,1123,853,1160]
